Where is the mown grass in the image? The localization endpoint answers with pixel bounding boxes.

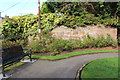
[0,62,25,73]
[81,57,119,79]
[32,50,119,60]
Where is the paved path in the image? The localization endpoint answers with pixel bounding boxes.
[10,53,118,78]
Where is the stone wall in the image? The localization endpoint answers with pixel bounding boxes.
[51,25,117,40]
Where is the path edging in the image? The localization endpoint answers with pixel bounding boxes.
[75,64,87,80]
[75,60,95,80]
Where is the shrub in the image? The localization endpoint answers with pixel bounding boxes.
[95,35,108,48]
[101,18,118,26]
[64,40,74,51]
[63,13,118,28]
[82,34,117,48]
[82,34,97,48]
[105,34,117,47]
[26,39,48,53]
[47,39,72,55]
[26,32,117,55]
[2,40,23,49]
[1,14,38,41]
[69,39,84,49]
[26,31,54,53]
[38,30,54,42]
[41,13,66,31]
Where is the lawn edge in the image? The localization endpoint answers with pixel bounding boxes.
[32,50,119,60]
[76,63,88,80]
[79,57,118,79]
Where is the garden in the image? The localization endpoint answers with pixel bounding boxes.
[0,1,120,79]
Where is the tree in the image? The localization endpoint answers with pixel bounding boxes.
[41,2,119,18]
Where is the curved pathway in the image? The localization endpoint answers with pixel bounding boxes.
[10,53,118,78]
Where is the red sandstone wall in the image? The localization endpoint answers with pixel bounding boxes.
[51,25,117,40]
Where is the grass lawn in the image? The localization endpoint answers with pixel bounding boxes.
[32,50,119,60]
[81,57,119,79]
[0,62,25,73]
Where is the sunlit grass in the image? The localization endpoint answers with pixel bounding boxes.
[32,50,119,60]
[0,62,25,73]
[81,57,119,79]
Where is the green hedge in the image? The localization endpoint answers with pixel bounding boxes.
[1,14,38,41]
[1,40,25,49]
[26,32,117,55]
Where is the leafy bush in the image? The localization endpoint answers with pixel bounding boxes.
[82,34,97,48]
[1,13,66,41]
[101,18,118,26]
[48,39,74,55]
[63,13,118,28]
[69,39,84,49]
[95,35,109,48]
[26,31,117,56]
[82,34,117,48]
[47,39,66,55]
[105,34,117,47]
[2,40,24,49]
[1,14,38,41]
[26,31,53,53]
[26,39,48,53]
[41,13,66,31]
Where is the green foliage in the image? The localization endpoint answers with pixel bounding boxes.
[41,2,85,15]
[26,31,53,53]
[41,2,119,27]
[1,14,38,41]
[1,13,66,41]
[100,18,118,26]
[63,13,118,28]
[82,34,97,48]
[117,2,120,17]
[63,13,100,28]
[47,39,66,55]
[26,39,48,53]
[32,50,119,60]
[82,34,117,48]
[81,57,118,78]
[69,39,83,49]
[2,20,23,40]
[27,32,74,55]
[12,14,38,38]
[26,32,117,56]
[48,39,74,55]
[41,13,66,31]
[2,40,24,49]
[41,2,52,14]
[106,34,117,47]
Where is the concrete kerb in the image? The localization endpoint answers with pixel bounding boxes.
[75,61,95,80]
[21,59,37,63]
[75,64,87,80]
